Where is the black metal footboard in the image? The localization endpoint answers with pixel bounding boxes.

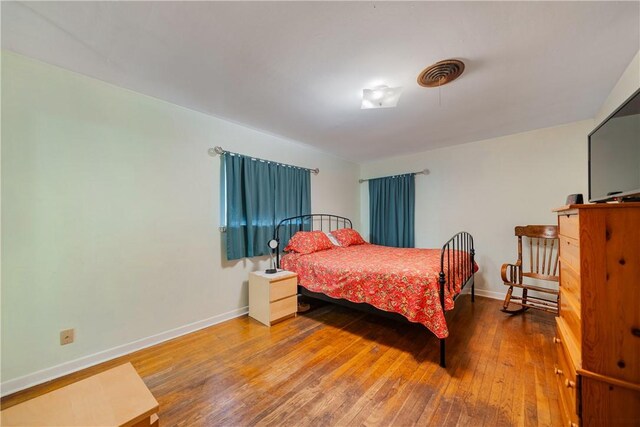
[438,231,476,367]
[273,214,475,368]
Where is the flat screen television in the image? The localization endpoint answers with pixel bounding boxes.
[588,87,640,202]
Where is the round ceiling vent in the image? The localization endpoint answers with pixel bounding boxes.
[417,59,465,88]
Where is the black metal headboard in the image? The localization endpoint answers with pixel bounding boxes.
[274,213,352,267]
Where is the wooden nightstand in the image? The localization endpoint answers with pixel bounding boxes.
[249,270,298,326]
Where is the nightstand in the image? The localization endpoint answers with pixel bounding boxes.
[248,270,298,326]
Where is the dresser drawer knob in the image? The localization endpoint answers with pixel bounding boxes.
[565,379,576,389]
[554,367,563,376]
[553,337,562,344]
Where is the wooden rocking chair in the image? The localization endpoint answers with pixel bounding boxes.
[501,225,559,315]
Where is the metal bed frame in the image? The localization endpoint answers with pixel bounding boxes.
[273,213,475,368]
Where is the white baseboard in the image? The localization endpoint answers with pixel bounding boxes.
[464,287,504,301]
[1,306,248,397]
[472,288,504,300]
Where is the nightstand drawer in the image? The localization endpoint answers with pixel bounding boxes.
[270,295,297,323]
[270,277,297,302]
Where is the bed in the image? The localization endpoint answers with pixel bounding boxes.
[274,214,476,368]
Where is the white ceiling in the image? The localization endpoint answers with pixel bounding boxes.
[2,1,639,162]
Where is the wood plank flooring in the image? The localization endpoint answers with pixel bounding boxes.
[1,296,562,426]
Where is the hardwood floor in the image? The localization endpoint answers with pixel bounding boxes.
[2,296,562,426]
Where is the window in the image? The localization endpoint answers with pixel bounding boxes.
[222,153,311,260]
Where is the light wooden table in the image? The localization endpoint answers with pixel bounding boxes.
[0,363,159,427]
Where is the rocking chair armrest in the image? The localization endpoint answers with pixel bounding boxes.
[501,261,522,284]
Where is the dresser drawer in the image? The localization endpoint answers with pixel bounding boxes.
[560,287,581,344]
[581,377,640,426]
[560,262,581,303]
[559,236,580,274]
[270,277,297,302]
[270,295,297,323]
[558,213,579,240]
[554,324,580,425]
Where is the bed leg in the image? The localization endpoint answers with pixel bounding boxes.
[471,248,476,303]
[472,278,475,303]
[440,339,446,368]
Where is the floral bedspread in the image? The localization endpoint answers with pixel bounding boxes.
[281,244,477,338]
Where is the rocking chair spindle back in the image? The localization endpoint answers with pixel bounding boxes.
[502,225,559,315]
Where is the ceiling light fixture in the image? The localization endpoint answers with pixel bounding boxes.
[361,85,403,109]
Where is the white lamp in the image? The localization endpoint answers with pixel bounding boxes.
[361,85,403,109]
[266,239,279,274]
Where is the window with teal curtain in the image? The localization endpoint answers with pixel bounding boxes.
[224,153,310,260]
[369,174,415,248]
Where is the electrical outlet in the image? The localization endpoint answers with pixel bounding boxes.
[60,328,75,345]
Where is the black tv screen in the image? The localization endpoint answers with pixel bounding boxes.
[588,88,640,202]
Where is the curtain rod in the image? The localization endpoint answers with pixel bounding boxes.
[358,169,430,183]
[208,146,319,175]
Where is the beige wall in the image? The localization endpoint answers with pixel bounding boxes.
[360,120,592,299]
[1,52,360,393]
[596,51,640,125]
[359,48,640,301]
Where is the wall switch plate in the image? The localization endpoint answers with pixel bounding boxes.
[60,328,75,345]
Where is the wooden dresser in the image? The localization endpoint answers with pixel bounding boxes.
[553,203,640,426]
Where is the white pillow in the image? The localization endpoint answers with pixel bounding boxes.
[324,231,341,246]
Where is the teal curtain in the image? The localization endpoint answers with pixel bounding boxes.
[369,174,415,248]
[225,154,310,260]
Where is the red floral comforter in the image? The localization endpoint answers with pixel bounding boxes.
[281,244,477,338]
